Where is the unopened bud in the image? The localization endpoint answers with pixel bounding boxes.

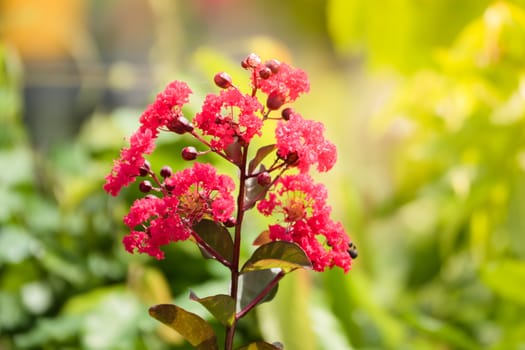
[281,107,293,121]
[265,59,281,74]
[224,217,236,227]
[139,160,151,176]
[139,180,153,193]
[266,90,286,110]
[160,166,172,178]
[181,146,198,160]
[258,67,272,79]
[241,53,261,69]
[257,171,272,186]
[168,114,194,134]
[213,72,233,89]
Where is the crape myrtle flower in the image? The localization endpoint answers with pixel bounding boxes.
[251,61,310,104]
[104,81,192,196]
[165,162,236,223]
[275,111,337,173]
[194,88,263,151]
[122,163,235,259]
[257,174,352,272]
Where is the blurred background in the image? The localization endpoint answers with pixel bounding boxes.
[1,0,525,349]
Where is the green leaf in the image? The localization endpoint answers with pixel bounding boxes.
[192,219,234,262]
[236,341,283,350]
[248,144,276,174]
[148,304,218,350]
[241,241,312,273]
[481,260,525,306]
[239,269,280,310]
[189,291,235,327]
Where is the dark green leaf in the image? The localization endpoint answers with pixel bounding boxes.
[241,241,312,273]
[239,269,280,310]
[193,219,234,262]
[236,341,283,350]
[189,291,235,327]
[248,144,276,174]
[148,304,218,350]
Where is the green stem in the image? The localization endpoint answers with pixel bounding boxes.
[225,143,249,350]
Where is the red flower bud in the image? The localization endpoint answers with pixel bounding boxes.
[139,180,153,193]
[213,72,233,89]
[168,114,194,134]
[258,67,272,79]
[266,90,286,110]
[241,53,261,69]
[281,107,293,121]
[160,166,172,178]
[257,171,272,186]
[181,146,198,160]
[265,59,281,74]
[139,160,151,176]
[224,216,236,227]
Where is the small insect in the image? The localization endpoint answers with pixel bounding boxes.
[348,242,358,259]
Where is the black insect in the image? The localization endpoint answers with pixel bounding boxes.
[348,242,358,259]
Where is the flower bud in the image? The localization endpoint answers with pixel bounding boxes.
[257,171,272,186]
[224,216,236,227]
[139,160,151,176]
[181,146,198,160]
[266,90,286,110]
[258,67,272,79]
[348,242,358,259]
[265,59,281,74]
[281,107,293,121]
[160,166,172,178]
[213,72,233,89]
[241,53,261,69]
[168,114,194,134]
[139,180,153,193]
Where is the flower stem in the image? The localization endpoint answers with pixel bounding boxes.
[225,143,249,350]
[236,270,285,320]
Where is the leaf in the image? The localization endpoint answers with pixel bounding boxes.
[189,292,235,327]
[236,341,283,350]
[248,144,276,174]
[241,241,312,273]
[148,304,218,350]
[192,219,234,262]
[253,230,271,246]
[243,167,271,210]
[225,140,243,166]
[239,269,280,310]
[481,260,525,306]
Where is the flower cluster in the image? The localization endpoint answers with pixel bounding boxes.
[104,53,355,272]
[257,174,351,272]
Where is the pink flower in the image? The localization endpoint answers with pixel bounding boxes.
[275,112,337,173]
[257,174,352,272]
[123,196,188,259]
[166,162,236,223]
[252,62,310,103]
[103,128,156,196]
[103,81,192,196]
[194,89,263,151]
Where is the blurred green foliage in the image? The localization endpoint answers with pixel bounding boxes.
[2,0,525,349]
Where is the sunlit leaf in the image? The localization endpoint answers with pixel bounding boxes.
[248,144,276,174]
[148,304,218,350]
[239,269,280,311]
[253,230,271,246]
[189,291,235,327]
[236,341,283,350]
[192,219,234,262]
[241,241,312,273]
